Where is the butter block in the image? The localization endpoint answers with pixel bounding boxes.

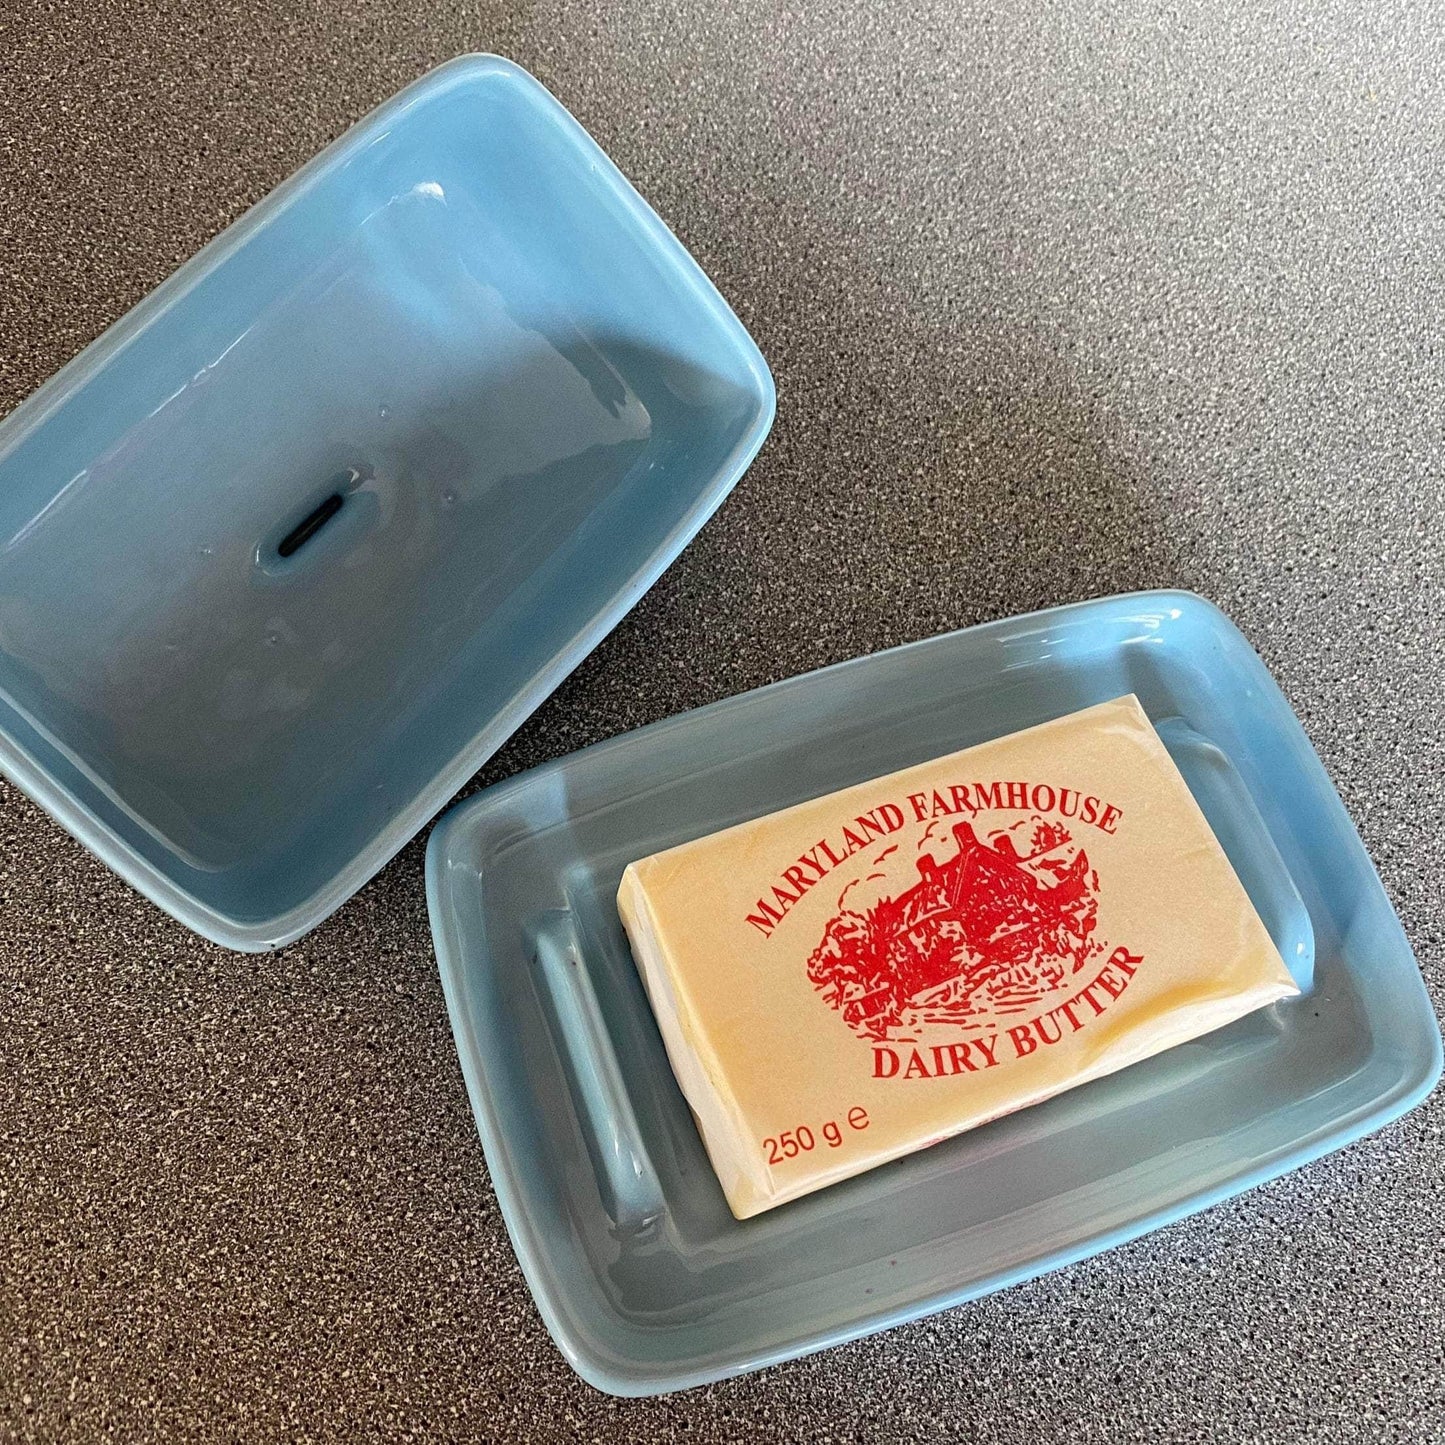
[617,695,1300,1219]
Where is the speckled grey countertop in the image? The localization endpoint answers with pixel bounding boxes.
[3,1,1444,1440]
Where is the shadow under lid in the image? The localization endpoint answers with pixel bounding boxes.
[0,56,774,948]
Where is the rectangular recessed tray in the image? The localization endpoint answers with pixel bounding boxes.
[0,56,773,948]
[426,590,1441,1395]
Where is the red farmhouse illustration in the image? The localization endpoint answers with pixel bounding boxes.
[807,817,1101,1040]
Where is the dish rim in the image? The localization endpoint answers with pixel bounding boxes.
[425,587,1443,1396]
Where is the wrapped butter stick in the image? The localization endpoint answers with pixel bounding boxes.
[617,695,1299,1219]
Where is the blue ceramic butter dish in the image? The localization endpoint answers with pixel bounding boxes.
[0,56,773,948]
[426,590,1441,1395]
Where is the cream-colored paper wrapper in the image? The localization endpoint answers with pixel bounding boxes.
[617,696,1299,1219]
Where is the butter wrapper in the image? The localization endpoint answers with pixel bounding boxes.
[617,695,1299,1219]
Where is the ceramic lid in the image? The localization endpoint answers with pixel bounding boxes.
[0,56,774,949]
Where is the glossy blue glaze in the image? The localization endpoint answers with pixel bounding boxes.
[0,57,774,948]
[426,590,1441,1395]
